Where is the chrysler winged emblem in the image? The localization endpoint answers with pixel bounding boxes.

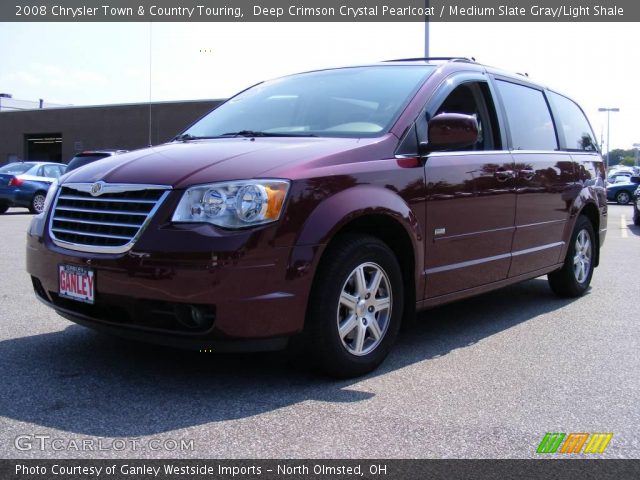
[90,181,105,196]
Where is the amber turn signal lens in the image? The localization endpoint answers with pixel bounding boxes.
[265,184,287,220]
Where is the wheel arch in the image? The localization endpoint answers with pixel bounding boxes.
[32,189,49,205]
[295,185,423,325]
[332,214,417,320]
[577,202,601,267]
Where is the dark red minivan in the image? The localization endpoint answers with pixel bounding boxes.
[26,58,607,377]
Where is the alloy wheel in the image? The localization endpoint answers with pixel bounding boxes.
[337,262,392,356]
[617,192,630,204]
[32,194,46,213]
[572,229,592,284]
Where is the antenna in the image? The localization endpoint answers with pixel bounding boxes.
[148,22,153,147]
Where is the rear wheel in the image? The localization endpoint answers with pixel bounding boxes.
[548,215,595,297]
[29,192,47,214]
[615,190,631,205]
[305,235,403,378]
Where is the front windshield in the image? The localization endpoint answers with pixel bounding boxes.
[184,66,434,138]
[0,163,35,175]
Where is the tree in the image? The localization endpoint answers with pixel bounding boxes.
[606,148,635,166]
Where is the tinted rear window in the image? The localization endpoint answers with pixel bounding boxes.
[496,80,557,151]
[71,154,110,161]
[547,92,597,151]
[0,163,35,175]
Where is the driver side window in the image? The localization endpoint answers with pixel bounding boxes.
[435,82,500,151]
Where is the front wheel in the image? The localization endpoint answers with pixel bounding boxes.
[29,192,47,214]
[305,235,403,378]
[548,215,595,297]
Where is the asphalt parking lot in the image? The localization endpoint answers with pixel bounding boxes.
[1,205,638,459]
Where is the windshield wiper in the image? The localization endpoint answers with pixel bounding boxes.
[221,130,317,138]
[172,133,223,142]
[173,133,197,142]
[174,131,318,142]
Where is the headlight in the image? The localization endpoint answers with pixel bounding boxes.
[172,179,290,228]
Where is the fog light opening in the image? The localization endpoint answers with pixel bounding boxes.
[174,304,214,330]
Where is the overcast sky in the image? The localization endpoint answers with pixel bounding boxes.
[0,22,637,151]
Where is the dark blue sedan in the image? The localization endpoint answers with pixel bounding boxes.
[606,176,640,205]
[0,162,66,214]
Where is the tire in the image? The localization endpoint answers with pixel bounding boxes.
[0,203,8,214]
[305,234,404,378]
[548,215,596,298]
[634,206,640,226]
[29,192,47,214]
[615,190,631,205]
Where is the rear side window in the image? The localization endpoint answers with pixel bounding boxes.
[496,80,557,151]
[42,165,62,178]
[547,92,597,151]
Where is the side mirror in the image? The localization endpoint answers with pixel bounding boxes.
[630,176,640,184]
[427,113,479,151]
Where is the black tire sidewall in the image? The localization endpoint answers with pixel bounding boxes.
[308,236,404,377]
[565,217,596,294]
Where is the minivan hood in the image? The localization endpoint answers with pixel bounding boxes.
[62,137,392,189]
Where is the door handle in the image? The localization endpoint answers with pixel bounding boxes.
[494,170,514,182]
[519,169,535,180]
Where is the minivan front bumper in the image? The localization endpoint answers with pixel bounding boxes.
[26,223,318,351]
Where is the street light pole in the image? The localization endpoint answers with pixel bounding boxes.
[424,0,430,57]
[598,107,620,172]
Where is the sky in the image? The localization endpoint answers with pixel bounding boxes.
[0,21,638,151]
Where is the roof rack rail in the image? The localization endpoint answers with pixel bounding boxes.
[384,57,476,63]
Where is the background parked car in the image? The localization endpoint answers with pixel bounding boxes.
[633,186,640,226]
[606,176,640,205]
[0,162,66,214]
[607,172,633,185]
[66,150,128,172]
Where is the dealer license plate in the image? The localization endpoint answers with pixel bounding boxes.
[59,264,95,304]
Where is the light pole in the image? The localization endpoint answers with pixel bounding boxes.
[424,0,430,56]
[598,107,620,172]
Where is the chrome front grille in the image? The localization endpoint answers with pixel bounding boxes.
[49,183,171,253]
